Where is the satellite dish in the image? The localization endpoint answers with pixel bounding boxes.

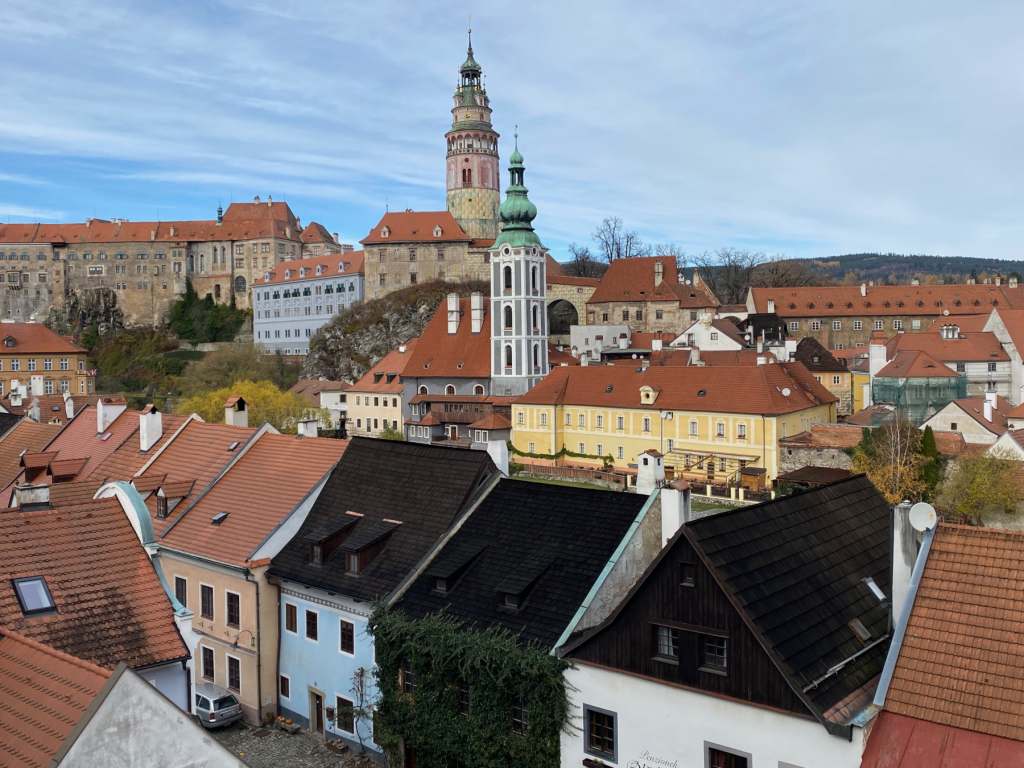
[780,387,792,397]
[943,309,950,316]
[909,502,937,532]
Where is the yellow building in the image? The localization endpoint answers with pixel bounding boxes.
[347,340,417,438]
[512,362,837,486]
[0,322,94,397]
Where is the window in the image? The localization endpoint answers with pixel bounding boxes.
[226,591,240,628]
[539,412,547,427]
[516,412,525,426]
[27,359,36,372]
[622,310,629,321]
[12,577,55,615]
[710,332,719,341]
[656,310,664,320]
[701,635,728,673]
[305,609,319,641]
[201,584,214,620]
[955,362,965,372]
[653,624,680,661]
[989,362,998,372]
[716,422,725,438]
[873,319,884,330]
[596,414,603,429]
[706,744,750,768]
[336,695,355,733]
[578,413,585,428]
[578,442,586,454]
[737,424,747,440]
[893,319,903,330]
[788,321,799,331]
[584,706,616,762]
[511,695,529,734]
[285,603,298,633]
[912,319,922,330]
[174,576,187,607]
[680,561,696,587]
[833,375,842,385]
[617,446,624,459]
[642,417,651,433]
[201,646,215,681]
[340,619,355,654]
[227,655,241,692]
[689,420,698,436]
[832,320,842,330]
[810,320,821,331]
[43,358,52,371]
[616,416,624,430]
[279,675,291,699]
[853,320,863,330]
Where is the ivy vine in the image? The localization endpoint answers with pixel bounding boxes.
[507,440,615,469]
[370,609,569,768]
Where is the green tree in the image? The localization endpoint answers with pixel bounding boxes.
[175,379,323,432]
[379,426,405,441]
[936,453,1023,523]
[180,343,299,395]
[851,421,927,504]
[168,279,249,344]
[920,426,943,496]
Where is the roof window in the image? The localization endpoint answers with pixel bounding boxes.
[211,511,229,525]
[227,441,240,451]
[13,576,55,615]
[848,617,871,643]
[863,576,886,602]
[98,432,112,441]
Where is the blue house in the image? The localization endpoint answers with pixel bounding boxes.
[267,438,499,755]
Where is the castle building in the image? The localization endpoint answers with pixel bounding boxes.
[360,34,499,301]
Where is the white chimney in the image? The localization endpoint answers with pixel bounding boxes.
[63,391,74,419]
[1011,276,1019,288]
[398,343,407,353]
[224,396,248,428]
[97,397,127,433]
[470,292,484,334]
[486,439,509,477]
[636,450,665,495]
[689,348,701,366]
[13,482,50,510]
[297,418,319,438]
[652,339,663,352]
[869,337,888,378]
[767,299,776,314]
[618,336,628,350]
[860,283,867,297]
[654,260,664,287]
[911,278,920,286]
[139,404,163,452]
[27,399,40,423]
[446,293,460,335]
[9,382,22,408]
[660,480,692,545]
[756,355,767,365]
[995,275,1002,286]
[984,400,993,422]
[986,391,998,408]
[30,376,43,396]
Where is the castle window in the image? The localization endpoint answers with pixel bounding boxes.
[503,305,513,331]
[503,266,513,293]
[504,345,513,372]
[531,266,538,294]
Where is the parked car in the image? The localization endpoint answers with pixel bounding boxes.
[194,683,243,728]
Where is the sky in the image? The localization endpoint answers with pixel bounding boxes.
[1,1,1022,262]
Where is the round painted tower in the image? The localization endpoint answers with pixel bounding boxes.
[445,31,500,241]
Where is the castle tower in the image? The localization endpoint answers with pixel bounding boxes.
[490,137,548,396]
[446,30,500,241]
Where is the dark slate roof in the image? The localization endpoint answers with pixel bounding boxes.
[395,479,648,648]
[268,437,498,602]
[686,474,891,719]
[795,337,848,373]
[0,413,20,440]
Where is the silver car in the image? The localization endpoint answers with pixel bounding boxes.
[194,682,243,729]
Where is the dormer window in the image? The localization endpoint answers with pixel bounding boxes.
[310,543,323,566]
[13,576,55,615]
[502,592,521,610]
[346,552,361,575]
[380,226,390,239]
[433,225,443,238]
[3,336,15,348]
[156,495,168,519]
[285,269,292,279]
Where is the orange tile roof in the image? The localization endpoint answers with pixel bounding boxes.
[548,344,580,367]
[258,250,364,285]
[941,396,1011,435]
[988,308,1024,355]
[688,349,774,366]
[0,420,63,490]
[350,339,419,393]
[0,393,99,422]
[885,524,1024,742]
[299,221,337,244]
[0,323,85,354]
[516,361,836,415]
[159,433,348,566]
[750,284,1024,318]
[779,424,865,449]
[405,297,490,379]
[88,412,191,483]
[0,627,111,768]
[39,405,139,478]
[927,313,991,332]
[629,332,677,349]
[887,330,1008,363]
[0,497,188,670]
[468,412,511,430]
[587,256,719,308]
[360,211,471,245]
[876,350,960,378]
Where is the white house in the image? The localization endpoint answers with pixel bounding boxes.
[671,316,745,351]
[921,392,1010,445]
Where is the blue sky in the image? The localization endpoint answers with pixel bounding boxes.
[2,1,1022,261]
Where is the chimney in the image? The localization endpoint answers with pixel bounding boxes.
[486,439,510,476]
[869,335,888,377]
[654,260,664,287]
[636,450,665,495]
[398,343,407,353]
[97,397,127,433]
[767,299,776,314]
[860,283,867,297]
[911,278,920,286]
[217,205,223,224]
[297,418,319,438]
[1011,276,1019,289]
[995,275,1002,286]
[333,232,340,243]
[63,391,74,419]
[618,336,628,350]
[224,395,248,428]
[892,501,936,624]
[984,400,993,422]
[756,355,767,365]
[660,479,692,545]
[13,482,50,511]
[27,399,40,423]
[9,382,22,408]
[967,276,976,285]
[641,357,650,371]
[169,225,176,238]
[470,292,484,333]
[30,376,43,396]
[150,229,156,241]
[446,293,460,334]
[689,348,702,366]
[986,391,998,408]
[139,404,163,452]
[651,339,663,352]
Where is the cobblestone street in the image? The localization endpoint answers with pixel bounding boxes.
[211,722,376,768]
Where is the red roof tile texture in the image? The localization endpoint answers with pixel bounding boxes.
[588,256,720,308]
[0,627,110,768]
[299,221,337,245]
[405,298,490,379]
[350,339,419,393]
[361,211,471,245]
[861,711,1024,768]
[259,250,364,285]
[942,395,1011,435]
[876,350,960,378]
[0,323,84,354]
[0,421,63,490]
[159,432,348,566]
[886,330,1008,363]
[0,497,188,670]
[884,524,1024,742]
[750,284,1024,318]
[516,361,836,415]
[38,405,139,479]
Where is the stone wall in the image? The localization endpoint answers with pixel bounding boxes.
[778,444,853,475]
[361,243,489,301]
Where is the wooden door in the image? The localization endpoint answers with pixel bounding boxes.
[310,691,324,734]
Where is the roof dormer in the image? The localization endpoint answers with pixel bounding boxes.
[380,226,390,239]
[639,385,660,405]
[433,225,443,238]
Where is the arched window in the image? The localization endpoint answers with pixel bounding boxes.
[214,284,221,300]
[533,343,540,371]
[531,265,538,294]
[462,167,472,186]
[199,254,205,273]
[503,305,513,331]
[503,266,512,293]
[504,345,513,372]
[234,276,247,294]
[445,385,456,395]
[531,305,539,332]
[418,385,428,395]
[473,384,485,395]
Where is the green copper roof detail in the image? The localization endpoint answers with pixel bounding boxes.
[495,134,542,248]
[461,28,481,74]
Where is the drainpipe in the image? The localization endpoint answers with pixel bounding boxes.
[245,569,263,724]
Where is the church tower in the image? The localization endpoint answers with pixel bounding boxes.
[490,137,548,396]
[446,31,500,241]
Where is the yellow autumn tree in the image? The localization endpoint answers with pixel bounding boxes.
[175,379,325,433]
[850,420,927,504]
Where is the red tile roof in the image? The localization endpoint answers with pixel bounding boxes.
[884,524,1024,743]
[0,324,84,354]
[360,211,471,245]
[686,349,774,366]
[876,350,960,378]
[0,421,64,490]
[259,250,364,285]
[861,711,1024,768]
[468,412,511,430]
[350,339,419,394]
[927,313,991,332]
[405,298,490,379]
[0,393,99,422]
[750,284,1024,318]
[299,221,337,245]
[547,344,580,367]
[629,332,677,350]
[587,257,719,308]
[940,395,1011,435]
[779,424,865,449]
[0,497,188,670]
[159,433,348,566]
[516,361,836,415]
[37,405,139,479]
[886,330,1008,363]
[87,412,191,484]
[0,627,111,768]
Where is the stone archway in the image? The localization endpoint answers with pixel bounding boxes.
[547,299,579,336]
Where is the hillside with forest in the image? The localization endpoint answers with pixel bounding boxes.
[795,253,1023,284]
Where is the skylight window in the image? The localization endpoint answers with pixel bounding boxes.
[226,441,240,451]
[848,617,871,643]
[13,577,55,615]
[863,576,886,602]
[211,512,229,525]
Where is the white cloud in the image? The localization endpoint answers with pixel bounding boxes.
[0,204,65,220]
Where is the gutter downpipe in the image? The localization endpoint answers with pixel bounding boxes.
[246,568,263,724]
[873,525,936,707]
[551,488,659,656]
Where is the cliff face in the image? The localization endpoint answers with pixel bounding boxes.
[304,279,488,382]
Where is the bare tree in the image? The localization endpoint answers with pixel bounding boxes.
[750,256,819,289]
[592,217,650,262]
[691,248,761,305]
[567,243,603,278]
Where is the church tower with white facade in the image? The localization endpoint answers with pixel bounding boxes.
[489,137,548,396]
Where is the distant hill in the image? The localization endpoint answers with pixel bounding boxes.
[789,253,1023,284]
